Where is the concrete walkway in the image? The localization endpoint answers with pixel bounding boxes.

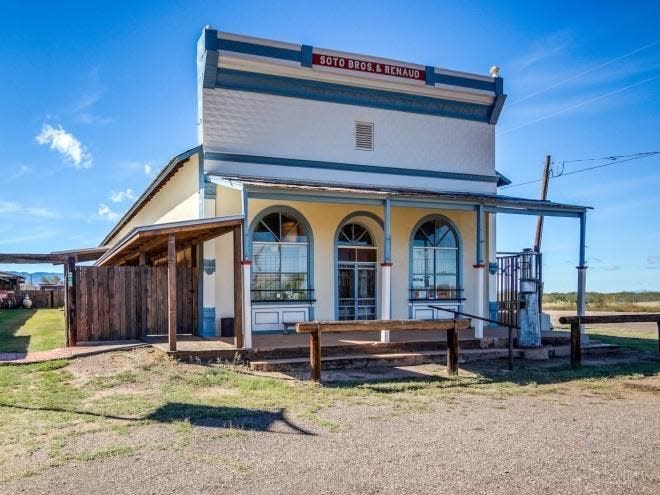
[0,341,146,365]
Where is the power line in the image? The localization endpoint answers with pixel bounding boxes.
[500,152,660,190]
[509,38,660,106]
[498,72,660,136]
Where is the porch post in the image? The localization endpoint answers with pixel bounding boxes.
[474,205,486,338]
[487,213,498,326]
[381,198,392,343]
[233,225,244,348]
[577,212,588,342]
[242,190,253,349]
[167,234,177,352]
[201,181,217,337]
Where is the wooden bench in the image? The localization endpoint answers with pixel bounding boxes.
[295,319,471,382]
[558,313,660,367]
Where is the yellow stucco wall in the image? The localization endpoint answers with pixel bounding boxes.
[104,155,200,245]
[212,185,491,322]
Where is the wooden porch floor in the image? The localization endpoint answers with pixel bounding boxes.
[144,326,516,358]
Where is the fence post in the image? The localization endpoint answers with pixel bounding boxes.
[310,327,322,383]
[447,320,459,376]
[508,325,514,371]
[570,320,581,368]
[67,256,77,347]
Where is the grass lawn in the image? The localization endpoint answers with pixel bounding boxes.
[588,325,659,352]
[0,309,65,353]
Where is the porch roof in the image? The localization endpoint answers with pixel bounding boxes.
[96,215,244,266]
[208,174,590,217]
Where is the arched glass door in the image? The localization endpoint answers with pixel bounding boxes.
[337,223,377,320]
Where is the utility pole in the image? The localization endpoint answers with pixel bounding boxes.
[534,155,552,252]
[534,155,551,316]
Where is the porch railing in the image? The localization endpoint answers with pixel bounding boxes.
[496,250,542,327]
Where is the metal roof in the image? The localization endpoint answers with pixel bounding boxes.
[96,215,244,266]
[209,174,590,213]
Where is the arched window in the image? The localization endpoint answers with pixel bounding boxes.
[410,218,461,300]
[252,208,311,302]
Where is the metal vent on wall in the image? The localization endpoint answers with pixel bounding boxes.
[354,121,374,151]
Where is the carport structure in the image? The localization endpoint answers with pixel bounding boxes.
[90,215,245,351]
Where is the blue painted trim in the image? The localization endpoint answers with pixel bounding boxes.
[201,307,216,337]
[489,94,507,124]
[301,44,313,67]
[202,50,218,89]
[218,38,301,61]
[384,199,392,262]
[579,212,587,267]
[432,72,495,92]
[494,77,504,95]
[408,214,464,306]
[203,180,217,199]
[203,28,218,51]
[215,37,496,93]
[203,259,216,275]
[333,213,383,320]
[248,204,315,304]
[242,190,250,259]
[205,151,500,184]
[215,68,493,123]
[248,191,384,206]
[488,301,498,326]
[495,171,512,187]
[484,206,584,218]
[390,200,478,211]
[425,66,435,86]
[476,204,485,265]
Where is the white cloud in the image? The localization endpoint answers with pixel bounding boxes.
[109,188,137,203]
[0,201,58,219]
[35,124,92,168]
[98,203,120,221]
[144,163,154,176]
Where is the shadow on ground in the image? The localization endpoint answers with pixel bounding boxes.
[0,309,36,355]
[0,402,314,435]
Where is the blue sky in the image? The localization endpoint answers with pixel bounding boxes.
[1,0,659,291]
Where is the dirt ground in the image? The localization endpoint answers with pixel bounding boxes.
[1,347,659,495]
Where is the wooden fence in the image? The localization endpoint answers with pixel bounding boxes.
[559,313,660,367]
[0,288,64,309]
[74,265,197,342]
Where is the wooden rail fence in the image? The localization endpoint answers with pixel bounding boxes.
[558,314,660,367]
[73,265,197,342]
[296,319,471,383]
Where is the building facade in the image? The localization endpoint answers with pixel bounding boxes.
[99,27,589,348]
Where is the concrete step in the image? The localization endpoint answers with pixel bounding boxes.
[249,343,621,372]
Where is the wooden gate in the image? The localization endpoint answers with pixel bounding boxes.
[74,265,197,342]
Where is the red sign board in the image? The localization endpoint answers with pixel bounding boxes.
[312,53,425,81]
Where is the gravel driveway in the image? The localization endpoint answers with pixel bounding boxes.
[4,373,659,495]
